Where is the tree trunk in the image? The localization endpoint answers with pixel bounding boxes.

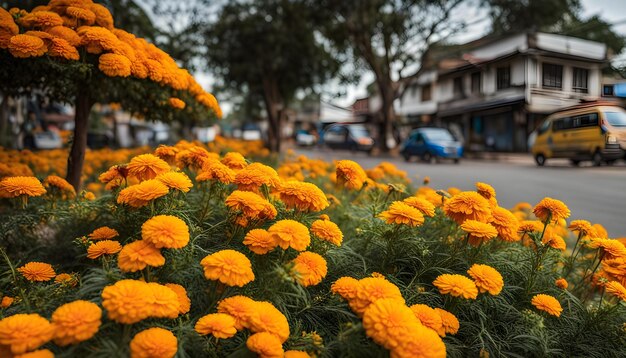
[0,93,8,148]
[377,80,396,153]
[66,91,93,192]
[261,77,282,153]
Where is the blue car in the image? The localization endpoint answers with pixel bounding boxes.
[400,128,463,163]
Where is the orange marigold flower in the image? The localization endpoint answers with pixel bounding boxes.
[117,179,169,208]
[21,11,63,28]
[235,162,281,192]
[433,274,478,299]
[117,240,165,273]
[268,220,311,251]
[588,238,626,261]
[18,262,55,282]
[66,6,96,25]
[443,191,491,224]
[246,332,284,358]
[0,314,54,354]
[46,26,81,46]
[55,273,77,286]
[101,279,154,324]
[243,229,277,255]
[409,304,443,335]
[156,171,192,192]
[51,300,102,346]
[0,176,46,198]
[48,37,79,60]
[14,348,54,358]
[221,152,247,170]
[362,298,421,351]
[147,283,180,319]
[351,277,404,316]
[533,197,570,223]
[168,97,185,109]
[379,201,425,227]
[175,146,216,170]
[99,53,132,77]
[127,154,171,181]
[130,327,177,358]
[196,158,236,184]
[154,145,179,164]
[467,264,504,295]
[225,190,277,224]
[335,160,367,190]
[141,215,189,249]
[1,296,14,308]
[392,323,446,358]
[310,219,343,246]
[195,313,237,339]
[278,181,329,212]
[44,175,75,197]
[290,251,327,287]
[490,206,520,242]
[402,196,436,217]
[88,226,118,240]
[217,295,257,330]
[284,351,310,358]
[592,223,609,239]
[89,3,114,29]
[200,250,255,287]
[164,283,191,315]
[248,301,290,343]
[531,294,562,317]
[568,220,594,237]
[475,182,498,208]
[605,281,626,301]
[460,220,498,246]
[331,276,360,300]
[434,308,459,336]
[542,228,566,251]
[555,278,568,289]
[87,240,122,259]
[519,220,543,234]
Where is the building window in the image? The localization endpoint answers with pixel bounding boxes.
[471,72,481,94]
[421,84,432,101]
[453,77,464,97]
[572,67,588,93]
[542,63,563,89]
[603,84,614,96]
[496,66,510,90]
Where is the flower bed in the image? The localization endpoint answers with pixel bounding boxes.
[0,140,624,358]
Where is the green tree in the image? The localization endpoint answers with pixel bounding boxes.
[483,0,580,34]
[316,0,468,151]
[483,0,625,55]
[205,0,341,152]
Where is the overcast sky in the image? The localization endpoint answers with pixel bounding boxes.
[196,0,626,114]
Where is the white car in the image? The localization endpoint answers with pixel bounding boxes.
[296,130,316,146]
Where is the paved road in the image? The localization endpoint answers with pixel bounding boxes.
[294,148,626,237]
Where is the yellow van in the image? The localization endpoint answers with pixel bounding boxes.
[531,101,626,166]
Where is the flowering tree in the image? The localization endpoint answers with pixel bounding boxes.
[0,0,221,190]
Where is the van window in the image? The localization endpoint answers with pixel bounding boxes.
[572,113,598,128]
[552,118,572,131]
[537,120,551,134]
[604,111,626,127]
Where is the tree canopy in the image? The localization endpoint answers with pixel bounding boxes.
[206,0,341,152]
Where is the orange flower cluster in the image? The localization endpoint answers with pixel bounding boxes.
[1,0,221,117]
[200,250,255,287]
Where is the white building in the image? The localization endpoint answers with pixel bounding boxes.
[397,32,617,151]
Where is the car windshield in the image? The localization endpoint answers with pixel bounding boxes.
[348,126,370,138]
[421,129,454,141]
[604,111,626,127]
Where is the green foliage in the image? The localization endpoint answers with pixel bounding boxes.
[0,151,625,357]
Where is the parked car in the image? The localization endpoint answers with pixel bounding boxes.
[322,123,375,153]
[531,101,626,166]
[400,127,463,163]
[295,129,316,146]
